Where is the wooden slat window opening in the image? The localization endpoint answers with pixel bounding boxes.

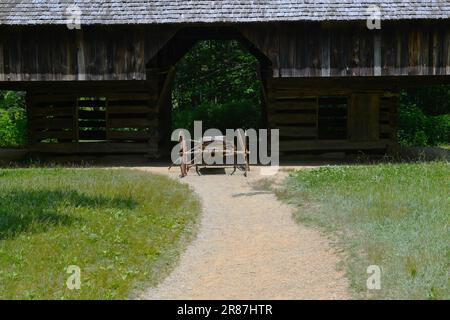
[317,97,348,140]
[271,97,319,140]
[77,97,107,143]
[30,94,77,145]
[107,96,154,143]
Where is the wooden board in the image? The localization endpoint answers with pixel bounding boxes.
[32,142,156,154]
[27,86,162,157]
[348,94,380,142]
[280,140,389,152]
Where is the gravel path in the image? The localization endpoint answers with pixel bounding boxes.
[138,167,349,300]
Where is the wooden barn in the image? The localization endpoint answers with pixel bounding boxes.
[0,1,449,160]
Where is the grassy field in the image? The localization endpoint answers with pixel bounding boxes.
[276,162,449,300]
[0,168,200,299]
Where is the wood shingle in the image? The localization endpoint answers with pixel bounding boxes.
[0,0,449,25]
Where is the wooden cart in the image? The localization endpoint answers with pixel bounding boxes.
[170,132,250,177]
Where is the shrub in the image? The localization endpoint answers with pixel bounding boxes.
[398,103,450,147]
[0,107,27,148]
[0,91,27,148]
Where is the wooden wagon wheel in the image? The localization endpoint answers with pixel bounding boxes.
[237,131,250,177]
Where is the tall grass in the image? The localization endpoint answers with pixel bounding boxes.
[278,162,449,299]
[0,168,200,299]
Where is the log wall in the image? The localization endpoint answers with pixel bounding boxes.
[266,78,399,156]
[0,21,449,82]
[26,80,162,157]
[241,21,450,78]
[0,26,177,81]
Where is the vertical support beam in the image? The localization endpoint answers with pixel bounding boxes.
[389,95,399,147]
[315,97,320,141]
[0,38,4,80]
[105,97,110,142]
[374,32,382,76]
[445,28,450,75]
[321,30,331,77]
[74,97,79,152]
[257,66,270,130]
[76,30,86,81]
[155,66,176,158]
[265,77,276,130]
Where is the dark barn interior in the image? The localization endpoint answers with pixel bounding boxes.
[0,1,449,160]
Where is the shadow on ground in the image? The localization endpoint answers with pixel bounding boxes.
[0,189,137,239]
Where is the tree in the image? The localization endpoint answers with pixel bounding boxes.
[171,40,263,132]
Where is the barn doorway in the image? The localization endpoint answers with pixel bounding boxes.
[171,39,264,134]
[150,27,272,157]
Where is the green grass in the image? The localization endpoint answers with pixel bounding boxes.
[276,162,449,300]
[0,168,201,299]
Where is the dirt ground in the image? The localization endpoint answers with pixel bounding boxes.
[135,165,349,300]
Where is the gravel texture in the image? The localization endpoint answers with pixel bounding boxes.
[138,166,349,300]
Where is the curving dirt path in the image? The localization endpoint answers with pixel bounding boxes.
[138,167,349,300]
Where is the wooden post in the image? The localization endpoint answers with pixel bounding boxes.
[155,66,176,157]
[321,30,331,77]
[74,97,79,153]
[374,33,382,76]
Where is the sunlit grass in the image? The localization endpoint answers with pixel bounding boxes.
[0,168,200,299]
[277,162,449,299]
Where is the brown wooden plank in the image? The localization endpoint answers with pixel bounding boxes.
[270,113,317,125]
[271,100,318,111]
[280,139,390,152]
[31,94,76,104]
[31,107,74,117]
[32,142,156,154]
[108,131,153,141]
[107,106,157,114]
[0,40,4,77]
[279,126,318,138]
[108,118,157,128]
[32,118,75,130]
[107,93,153,101]
[348,93,380,141]
[36,130,75,141]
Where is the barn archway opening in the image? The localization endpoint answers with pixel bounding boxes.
[148,27,272,157]
[171,39,265,135]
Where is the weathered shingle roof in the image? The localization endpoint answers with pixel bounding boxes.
[1,0,449,25]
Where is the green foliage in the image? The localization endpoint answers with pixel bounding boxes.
[0,91,27,148]
[401,85,450,116]
[172,40,262,131]
[0,168,200,299]
[0,90,26,110]
[173,99,262,133]
[278,162,450,299]
[399,90,450,147]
